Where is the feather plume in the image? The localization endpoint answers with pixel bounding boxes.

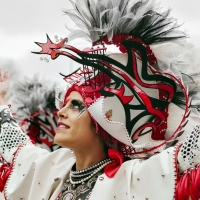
[9,74,60,119]
[63,0,186,44]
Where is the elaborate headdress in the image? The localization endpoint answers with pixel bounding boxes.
[9,75,61,152]
[34,0,200,156]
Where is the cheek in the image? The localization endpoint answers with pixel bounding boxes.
[54,129,76,148]
[54,130,68,141]
[77,117,96,136]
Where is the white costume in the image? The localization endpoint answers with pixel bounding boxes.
[0,105,200,199]
[1,0,200,199]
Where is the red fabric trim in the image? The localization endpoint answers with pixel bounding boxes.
[0,159,12,192]
[176,165,200,200]
[191,165,200,200]
[0,147,21,192]
[173,143,182,200]
[176,172,190,200]
[0,144,26,195]
[175,140,200,200]
[104,149,124,178]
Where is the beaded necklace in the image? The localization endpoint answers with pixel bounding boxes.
[58,158,112,200]
[70,158,112,185]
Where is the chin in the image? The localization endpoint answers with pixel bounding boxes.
[54,135,69,148]
[54,134,63,146]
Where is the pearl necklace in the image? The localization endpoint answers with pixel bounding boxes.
[71,158,111,175]
[69,159,112,185]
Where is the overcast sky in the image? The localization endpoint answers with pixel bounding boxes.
[0,0,200,83]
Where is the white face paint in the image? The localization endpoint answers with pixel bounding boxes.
[55,87,86,119]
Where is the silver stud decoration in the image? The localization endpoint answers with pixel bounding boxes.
[99,176,104,181]
[40,56,49,63]
[54,35,59,42]
[44,57,49,63]
[54,177,59,182]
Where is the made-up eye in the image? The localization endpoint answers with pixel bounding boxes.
[68,99,85,111]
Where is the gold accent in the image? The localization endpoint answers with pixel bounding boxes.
[105,109,112,120]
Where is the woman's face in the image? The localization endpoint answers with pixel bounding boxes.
[55,91,97,149]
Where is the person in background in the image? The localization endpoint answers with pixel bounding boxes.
[8,75,61,152]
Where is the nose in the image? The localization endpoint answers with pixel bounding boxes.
[57,106,68,119]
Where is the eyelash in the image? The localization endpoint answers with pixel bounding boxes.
[68,100,85,111]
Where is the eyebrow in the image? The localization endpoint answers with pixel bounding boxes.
[64,98,85,105]
[64,97,71,105]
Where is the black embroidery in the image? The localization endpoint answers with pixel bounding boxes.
[59,171,103,200]
[180,125,200,165]
[0,108,32,154]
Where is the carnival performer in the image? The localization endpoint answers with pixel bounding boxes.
[8,75,61,152]
[0,0,200,199]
